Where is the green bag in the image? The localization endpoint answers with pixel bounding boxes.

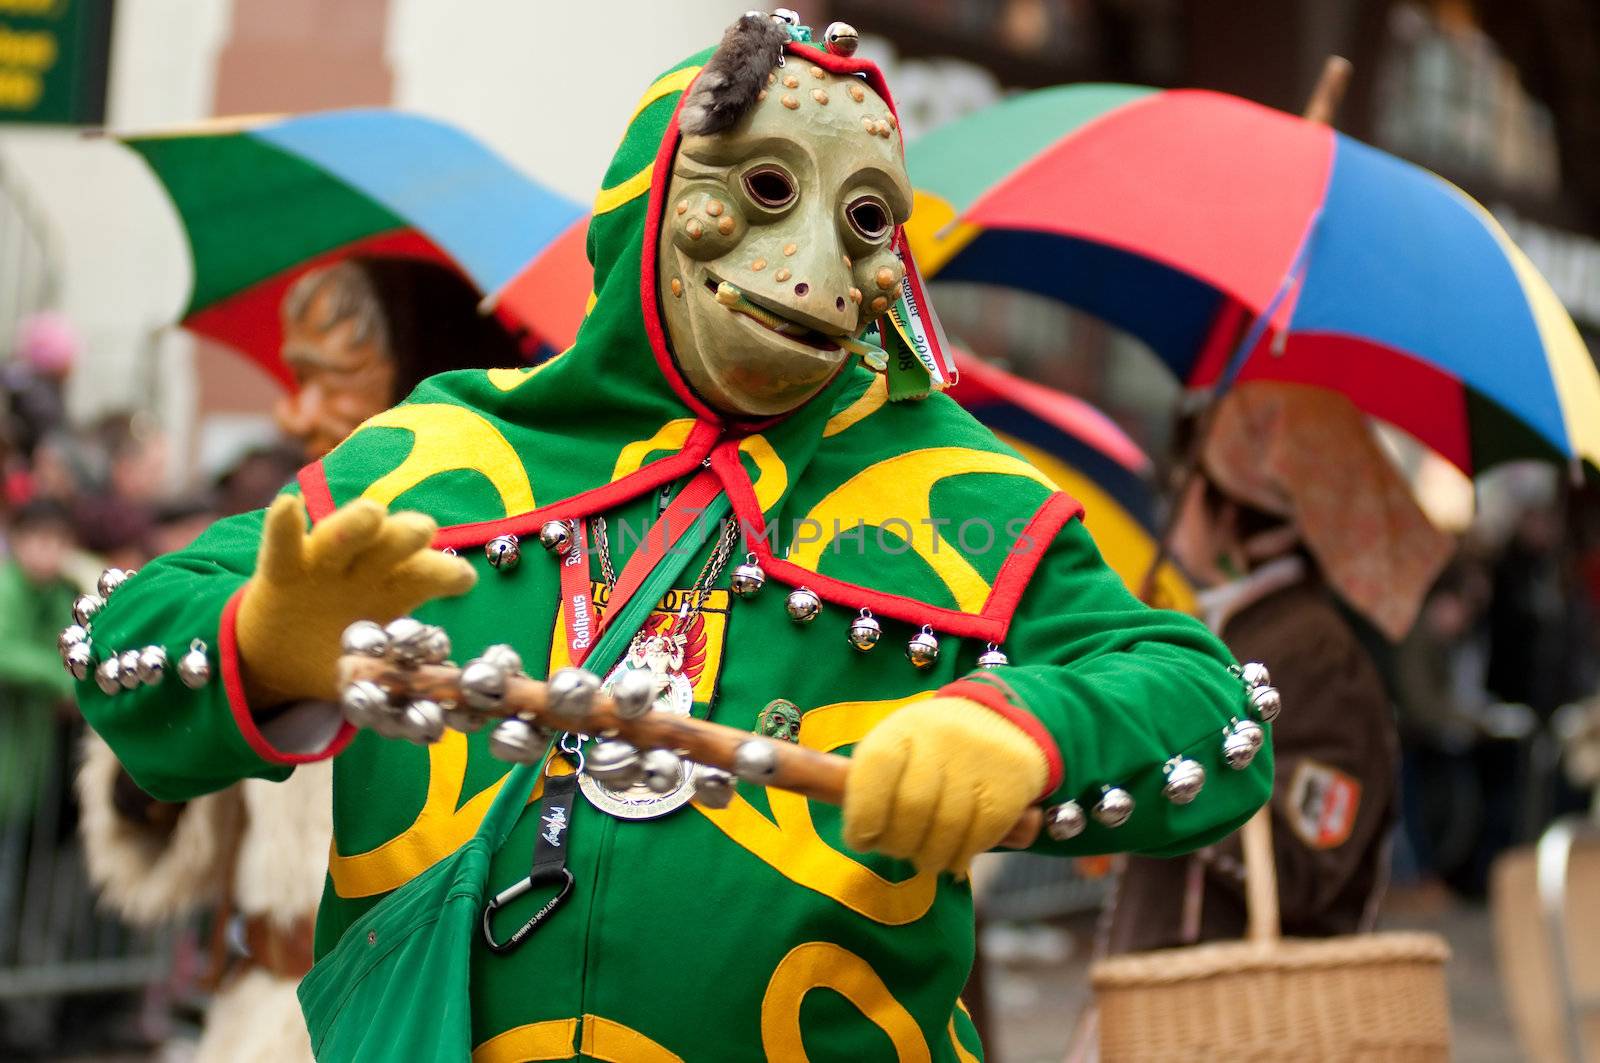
[298,497,729,1061]
[297,755,540,1060]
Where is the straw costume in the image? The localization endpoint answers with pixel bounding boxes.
[73,14,1272,1060]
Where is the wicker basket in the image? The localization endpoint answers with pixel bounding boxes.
[1090,810,1452,1061]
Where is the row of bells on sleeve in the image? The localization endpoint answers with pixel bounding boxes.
[1038,662,1276,842]
[60,567,212,693]
[480,526,1011,671]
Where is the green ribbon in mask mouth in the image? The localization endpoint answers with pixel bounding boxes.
[713,279,889,370]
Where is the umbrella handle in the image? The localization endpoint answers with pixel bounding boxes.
[338,655,1046,849]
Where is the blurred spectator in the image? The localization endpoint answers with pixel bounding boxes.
[215,443,303,517]
[0,500,80,828]
[2,312,76,463]
[1486,502,1578,718]
[143,494,220,559]
[1104,383,1453,952]
[274,256,525,459]
[72,413,168,570]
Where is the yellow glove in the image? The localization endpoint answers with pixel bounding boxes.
[842,697,1048,874]
[236,496,477,706]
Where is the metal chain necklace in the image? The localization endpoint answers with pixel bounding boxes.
[580,512,741,821]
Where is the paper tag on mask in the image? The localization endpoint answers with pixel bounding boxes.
[882,248,958,400]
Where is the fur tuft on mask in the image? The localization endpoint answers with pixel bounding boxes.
[679,14,790,136]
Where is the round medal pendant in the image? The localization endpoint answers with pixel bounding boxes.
[579,662,698,819]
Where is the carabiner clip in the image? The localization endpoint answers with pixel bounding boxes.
[481,866,575,954]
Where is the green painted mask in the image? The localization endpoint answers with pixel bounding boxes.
[657,63,913,418]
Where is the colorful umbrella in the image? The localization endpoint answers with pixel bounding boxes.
[120,109,588,388]
[952,357,1194,612]
[905,85,1600,477]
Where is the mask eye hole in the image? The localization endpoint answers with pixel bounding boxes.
[846,196,891,241]
[743,167,797,209]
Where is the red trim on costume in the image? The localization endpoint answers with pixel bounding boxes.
[428,420,721,550]
[941,674,1063,796]
[714,435,1083,641]
[297,461,336,523]
[218,587,356,766]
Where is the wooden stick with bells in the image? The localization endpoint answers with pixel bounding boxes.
[336,619,1048,849]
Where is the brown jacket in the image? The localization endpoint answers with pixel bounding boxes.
[1104,571,1397,952]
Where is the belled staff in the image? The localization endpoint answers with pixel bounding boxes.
[335,618,1050,849]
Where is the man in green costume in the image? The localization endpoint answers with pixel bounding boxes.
[73,13,1274,1060]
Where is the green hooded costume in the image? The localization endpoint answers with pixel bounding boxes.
[75,19,1272,1062]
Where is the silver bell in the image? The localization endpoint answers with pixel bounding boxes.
[64,642,92,680]
[537,520,572,555]
[1223,718,1264,770]
[385,618,448,667]
[692,765,737,809]
[58,624,88,658]
[72,593,105,627]
[608,667,657,720]
[400,699,447,744]
[730,555,766,598]
[639,749,684,794]
[824,20,859,56]
[418,626,451,665]
[341,679,392,730]
[94,656,122,695]
[341,620,389,658]
[97,567,132,598]
[1092,786,1134,828]
[1162,757,1206,804]
[978,643,1009,669]
[486,534,521,570]
[135,646,167,686]
[1045,800,1087,841]
[906,626,940,669]
[177,641,211,689]
[733,738,780,783]
[785,586,821,623]
[488,717,547,764]
[480,643,523,675]
[117,650,142,690]
[1239,661,1271,689]
[772,8,800,25]
[847,609,881,652]
[546,667,601,721]
[586,740,643,790]
[1251,685,1282,722]
[458,658,510,711]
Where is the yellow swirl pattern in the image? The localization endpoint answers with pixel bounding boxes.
[823,376,888,437]
[486,348,567,392]
[739,434,788,512]
[697,692,938,924]
[786,448,1054,612]
[593,65,704,217]
[328,734,546,898]
[356,404,535,514]
[611,419,697,481]
[472,1015,682,1063]
[761,942,932,1062]
[472,1019,576,1062]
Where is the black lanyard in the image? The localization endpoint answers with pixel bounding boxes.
[481,742,580,955]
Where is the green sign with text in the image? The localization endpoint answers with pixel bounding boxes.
[0,0,112,125]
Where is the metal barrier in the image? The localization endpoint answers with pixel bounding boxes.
[1537,815,1600,1062]
[0,711,172,1005]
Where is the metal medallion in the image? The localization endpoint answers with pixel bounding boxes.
[578,637,697,819]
